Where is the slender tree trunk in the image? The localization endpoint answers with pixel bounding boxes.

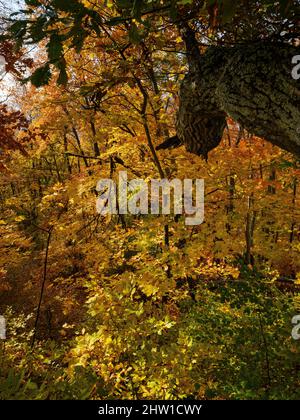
[290,178,297,243]
[63,128,72,174]
[245,194,257,265]
[90,119,100,157]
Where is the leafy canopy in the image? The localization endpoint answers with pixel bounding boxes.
[3,0,299,86]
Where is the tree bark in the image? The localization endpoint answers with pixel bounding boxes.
[176,41,300,158]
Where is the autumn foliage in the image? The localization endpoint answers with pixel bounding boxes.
[0,0,300,401]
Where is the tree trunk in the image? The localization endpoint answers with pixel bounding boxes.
[176,41,300,158]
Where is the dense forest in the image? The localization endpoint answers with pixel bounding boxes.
[0,0,300,400]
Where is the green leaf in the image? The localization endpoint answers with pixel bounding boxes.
[115,0,133,10]
[221,0,238,23]
[52,0,82,12]
[30,64,51,87]
[57,69,68,85]
[131,0,143,20]
[129,23,143,44]
[29,17,48,42]
[57,60,68,85]
[47,33,63,63]
[25,0,41,6]
[10,21,27,38]
[177,0,193,4]
[71,26,87,53]
[87,10,102,36]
